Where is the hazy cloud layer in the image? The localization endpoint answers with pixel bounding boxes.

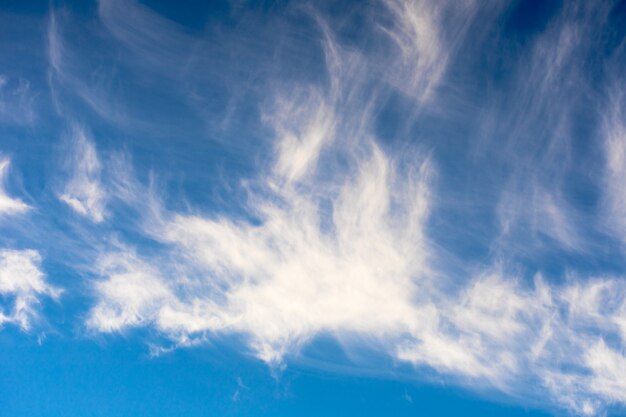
[0,74,36,125]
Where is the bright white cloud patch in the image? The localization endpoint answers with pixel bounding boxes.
[88,247,171,332]
[0,158,30,216]
[59,126,106,222]
[0,249,60,330]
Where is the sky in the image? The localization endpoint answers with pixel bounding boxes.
[1,0,626,416]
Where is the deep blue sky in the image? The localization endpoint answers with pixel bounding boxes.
[1,1,626,416]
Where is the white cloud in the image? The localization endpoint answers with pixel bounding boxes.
[0,158,30,216]
[585,340,626,403]
[0,249,60,331]
[380,0,448,102]
[398,272,543,384]
[87,248,170,332]
[271,94,336,184]
[380,0,479,103]
[59,126,106,223]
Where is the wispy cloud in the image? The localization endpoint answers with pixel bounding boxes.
[603,90,626,243]
[88,245,170,332]
[497,182,582,252]
[459,1,616,263]
[59,126,106,223]
[0,74,36,125]
[0,249,60,331]
[0,158,30,216]
[380,0,478,104]
[97,0,196,71]
[46,9,138,128]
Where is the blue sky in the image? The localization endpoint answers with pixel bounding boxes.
[1,0,626,416]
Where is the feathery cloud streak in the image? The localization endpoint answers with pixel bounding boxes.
[59,126,106,222]
[0,158,30,216]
